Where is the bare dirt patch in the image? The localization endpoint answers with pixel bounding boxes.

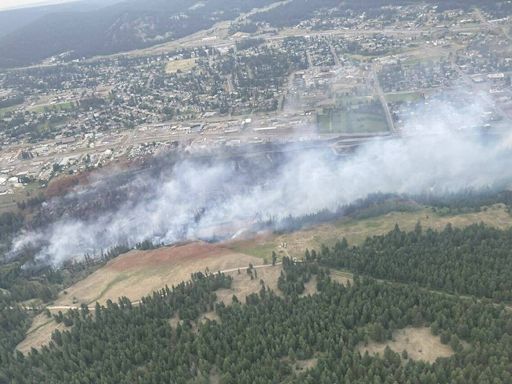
[56,242,262,307]
[358,326,454,363]
[300,277,318,297]
[209,370,221,384]
[282,356,318,374]
[293,358,318,373]
[169,315,182,329]
[198,311,221,324]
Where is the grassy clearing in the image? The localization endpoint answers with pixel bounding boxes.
[165,58,197,74]
[87,273,129,305]
[399,46,452,65]
[330,270,353,286]
[54,242,262,307]
[228,240,277,262]
[229,204,512,260]
[320,110,388,134]
[40,202,494,311]
[215,266,283,306]
[29,101,74,113]
[19,243,264,352]
[357,326,454,363]
[16,313,66,354]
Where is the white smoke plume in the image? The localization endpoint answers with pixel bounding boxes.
[10,92,512,265]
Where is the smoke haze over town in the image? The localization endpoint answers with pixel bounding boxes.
[10,93,512,265]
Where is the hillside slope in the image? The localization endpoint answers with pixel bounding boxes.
[0,0,121,38]
[0,0,274,67]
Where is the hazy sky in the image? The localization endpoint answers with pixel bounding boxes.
[0,0,78,11]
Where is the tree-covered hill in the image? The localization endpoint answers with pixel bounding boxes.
[2,261,512,383]
[1,192,512,382]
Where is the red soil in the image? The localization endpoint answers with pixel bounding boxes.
[108,242,233,272]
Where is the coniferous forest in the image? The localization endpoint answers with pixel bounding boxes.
[319,223,512,302]
[2,246,512,383]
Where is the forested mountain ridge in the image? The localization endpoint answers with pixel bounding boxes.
[249,0,511,27]
[0,0,275,68]
[0,0,121,38]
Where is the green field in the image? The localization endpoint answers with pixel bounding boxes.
[1,101,75,117]
[317,106,389,134]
